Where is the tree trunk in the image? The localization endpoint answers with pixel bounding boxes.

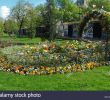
[18,19,24,37]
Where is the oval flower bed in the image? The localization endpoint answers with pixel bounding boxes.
[0,40,109,75]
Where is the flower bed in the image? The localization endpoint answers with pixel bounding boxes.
[0,40,110,75]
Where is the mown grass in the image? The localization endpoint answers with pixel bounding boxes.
[0,35,110,91]
[0,66,110,91]
[0,34,74,44]
[0,35,42,44]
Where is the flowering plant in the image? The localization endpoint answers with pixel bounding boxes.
[0,40,109,75]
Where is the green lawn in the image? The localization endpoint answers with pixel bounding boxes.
[0,35,110,91]
[0,35,42,44]
[0,35,74,44]
[0,66,110,91]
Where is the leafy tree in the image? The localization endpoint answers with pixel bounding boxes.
[39,0,80,40]
[35,4,46,26]
[45,0,57,40]
[56,0,80,22]
[88,0,110,11]
[4,18,18,36]
[24,7,37,38]
[0,17,4,36]
[11,0,32,37]
[85,0,110,28]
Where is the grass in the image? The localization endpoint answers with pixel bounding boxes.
[0,34,110,91]
[0,35,42,44]
[0,34,75,44]
[0,66,110,91]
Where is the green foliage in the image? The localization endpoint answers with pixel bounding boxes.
[5,0,83,39]
[35,4,45,26]
[42,0,80,40]
[0,19,4,36]
[5,0,110,39]
[89,0,110,11]
[45,0,58,40]
[0,40,108,68]
[11,0,33,36]
[25,7,37,38]
[57,0,80,22]
[4,19,18,36]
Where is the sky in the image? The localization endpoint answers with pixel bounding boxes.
[0,0,46,19]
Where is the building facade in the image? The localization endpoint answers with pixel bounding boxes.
[77,0,88,7]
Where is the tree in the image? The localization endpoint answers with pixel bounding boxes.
[35,4,46,26]
[88,0,110,11]
[56,0,80,22]
[0,17,4,36]
[46,0,57,40]
[11,0,32,37]
[4,18,18,36]
[39,0,79,40]
[25,7,37,38]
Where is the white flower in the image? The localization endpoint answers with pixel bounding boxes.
[17,52,24,56]
[15,70,19,73]
[43,44,48,48]
[67,65,72,69]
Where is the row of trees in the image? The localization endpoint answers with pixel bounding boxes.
[1,0,80,40]
[1,0,110,40]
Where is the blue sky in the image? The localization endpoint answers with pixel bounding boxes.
[0,0,46,18]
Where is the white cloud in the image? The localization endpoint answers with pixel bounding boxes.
[0,6,10,19]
